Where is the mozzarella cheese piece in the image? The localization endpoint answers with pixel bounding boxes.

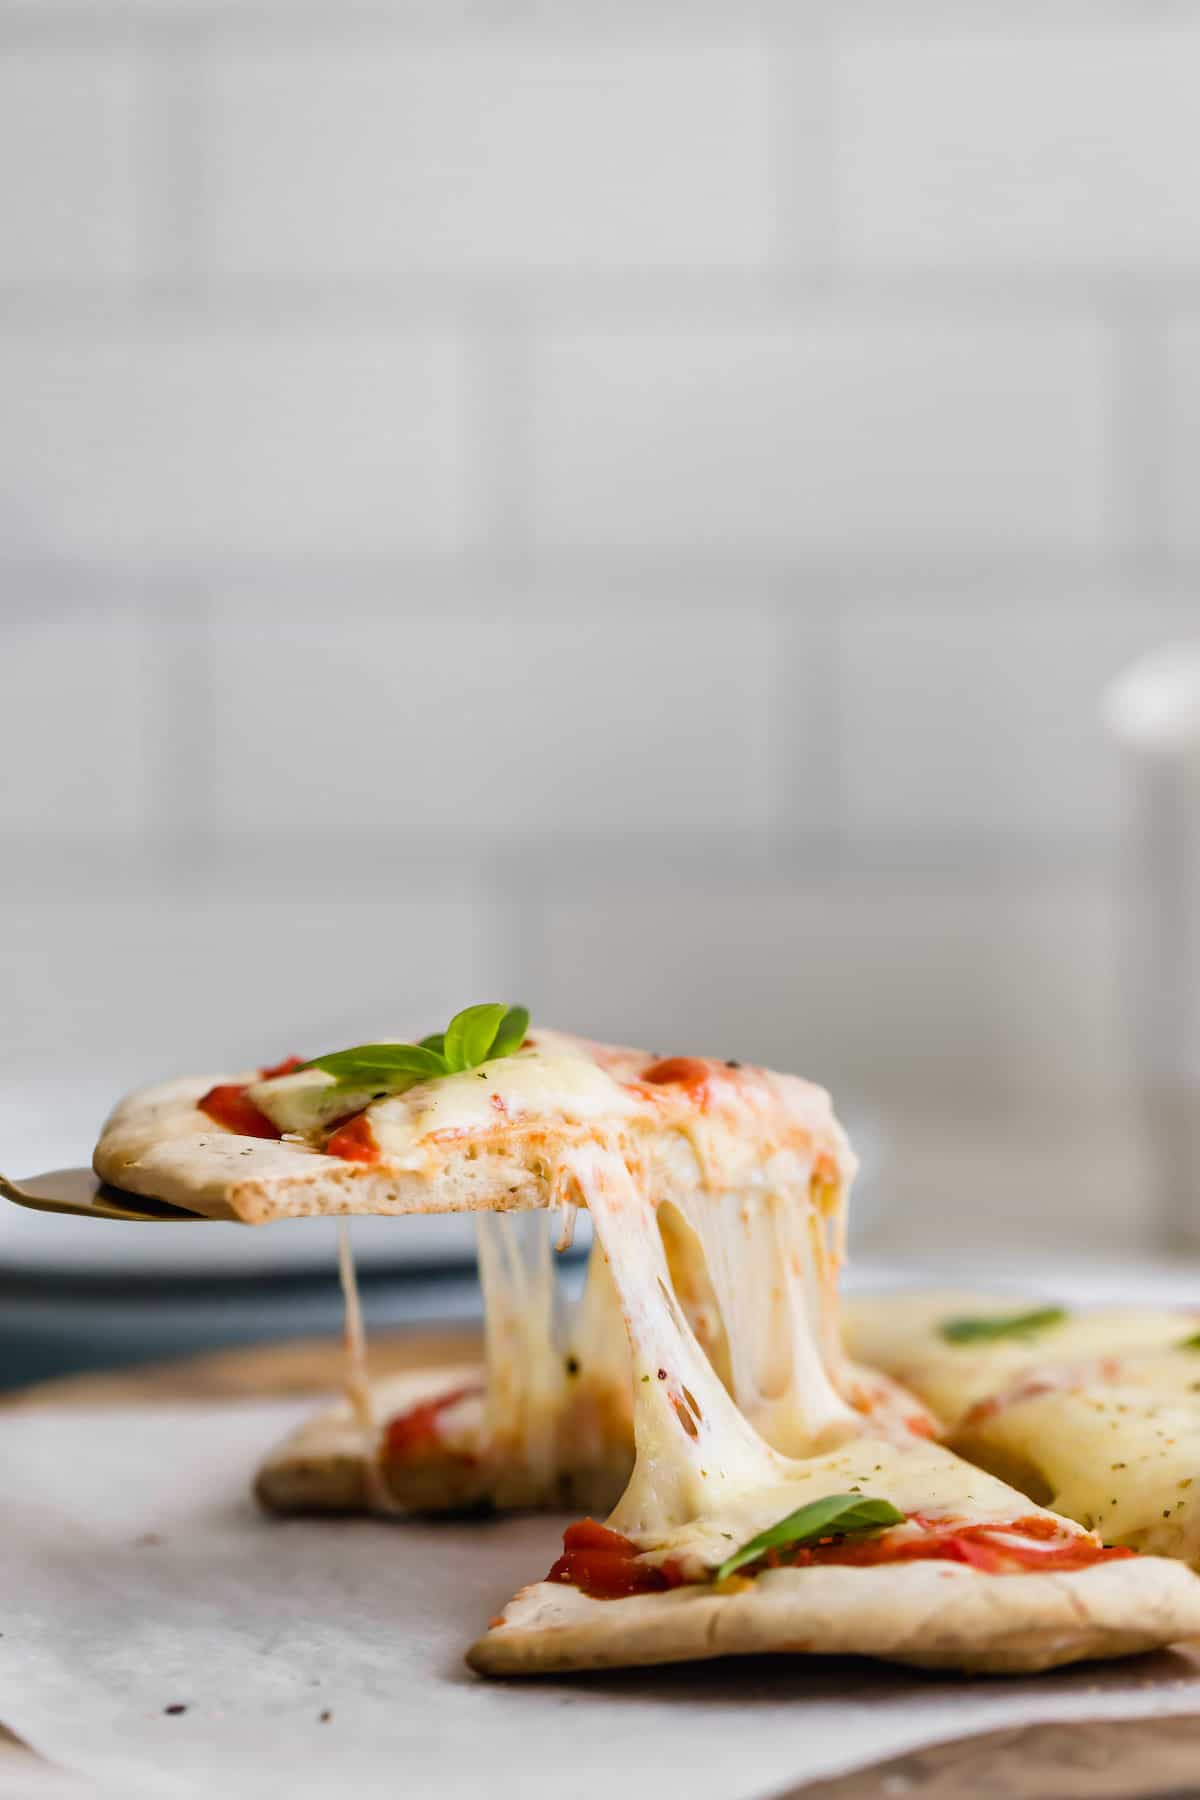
[249,1030,650,1155]
[844,1292,1191,1429]
[961,1382,1200,1557]
[845,1291,1200,1562]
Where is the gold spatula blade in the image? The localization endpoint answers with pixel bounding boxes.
[1,1168,212,1223]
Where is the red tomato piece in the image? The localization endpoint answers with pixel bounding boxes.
[784,1515,1131,1576]
[326,1113,380,1165]
[383,1384,483,1463]
[197,1084,281,1141]
[561,1519,640,1555]
[640,1057,712,1089]
[545,1519,689,1599]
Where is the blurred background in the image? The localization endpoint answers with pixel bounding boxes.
[2,5,1199,1376]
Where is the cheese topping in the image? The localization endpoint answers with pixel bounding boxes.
[475,1208,566,1508]
[567,1144,795,1540]
[671,1186,857,1456]
[844,1292,1200,1562]
[559,1145,1076,1572]
[242,1028,1081,1558]
[249,1030,650,1158]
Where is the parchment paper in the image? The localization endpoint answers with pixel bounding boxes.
[4,1402,1200,1800]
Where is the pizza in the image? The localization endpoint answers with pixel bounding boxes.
[92,1007,1200,1675]
[844,1291,1200,1563]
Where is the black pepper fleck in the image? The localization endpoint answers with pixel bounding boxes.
[725,1059,742,1069]
[564,1355,580,1377]
[319,1710,333,1723]
[164,1704,188,1717]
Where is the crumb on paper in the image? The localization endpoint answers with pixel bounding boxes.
[319,1710,333,1723]
[164,1704,188,1717]
[134,1534,164,1549]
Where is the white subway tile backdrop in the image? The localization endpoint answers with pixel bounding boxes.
[205,42,776,277]
[530,314,1116,553]
[2,5,1197,1254]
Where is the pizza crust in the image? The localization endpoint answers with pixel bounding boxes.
[92,1072,784,1227]
[255,1365,483,1514]
[93,1073,575,1223]
[467,1555,1200,1678]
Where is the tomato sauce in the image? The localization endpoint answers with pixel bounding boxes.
[259,1055,305,1081]
[757,1514,1133,1577]
[326,1112,380,1164]
[548,1512,1132,1600]
[197,1085,281,1139]
[197,1054,302,1140]
[383,1384,483,1463]
[546,1520,688,1600]
[641,1057,712,1089]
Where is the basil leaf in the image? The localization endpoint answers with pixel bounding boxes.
[939,1306,1067,1345]
[305,1044,450,1086]
[1176,1331,1200,1351]
[713,1494,905,1583]
[489,1005,530,1060]
[443,1003,508,1073]
[302,1003,530,1094]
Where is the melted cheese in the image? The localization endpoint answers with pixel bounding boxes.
[302,1029,942,1536]
[336,1218,373,1441]
[845,1292,1200,1561]
[844,1293,1191,1429]
[960,1381,1200,1553]
[250,1030,648,1155]
[566,1145,793,1539]
[475,1209,566,1507]
[671,1186,857,1455]
[336,1220,408,1516]
[562,1145,1070,1568]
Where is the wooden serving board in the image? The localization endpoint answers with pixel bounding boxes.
[6,1332,1200,1800]
[0,1326,481,1410]
[777,1714,1200,1799]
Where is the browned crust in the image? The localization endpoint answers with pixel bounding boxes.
[92,1073,771,1225]
[467,1556,1200,1677]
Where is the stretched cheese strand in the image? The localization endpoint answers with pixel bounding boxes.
[337,1219,374,1443]
[556,1234,635,1498]
[565,1144,794,1539]
[673,1185,857,1456]
[476,1209,566,1507]
[336,1221,409,1515]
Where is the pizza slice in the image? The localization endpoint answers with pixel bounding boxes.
[98,1009,873,1513]
[844,1292,1200,1562]
[257,1234,638,1518]
[94,1011,1200,1673]
[464,1152,1200,1676]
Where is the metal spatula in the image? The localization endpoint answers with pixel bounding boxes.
[0,1168,212,1223]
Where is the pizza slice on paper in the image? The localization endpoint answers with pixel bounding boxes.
[94,1008,1200,1674]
